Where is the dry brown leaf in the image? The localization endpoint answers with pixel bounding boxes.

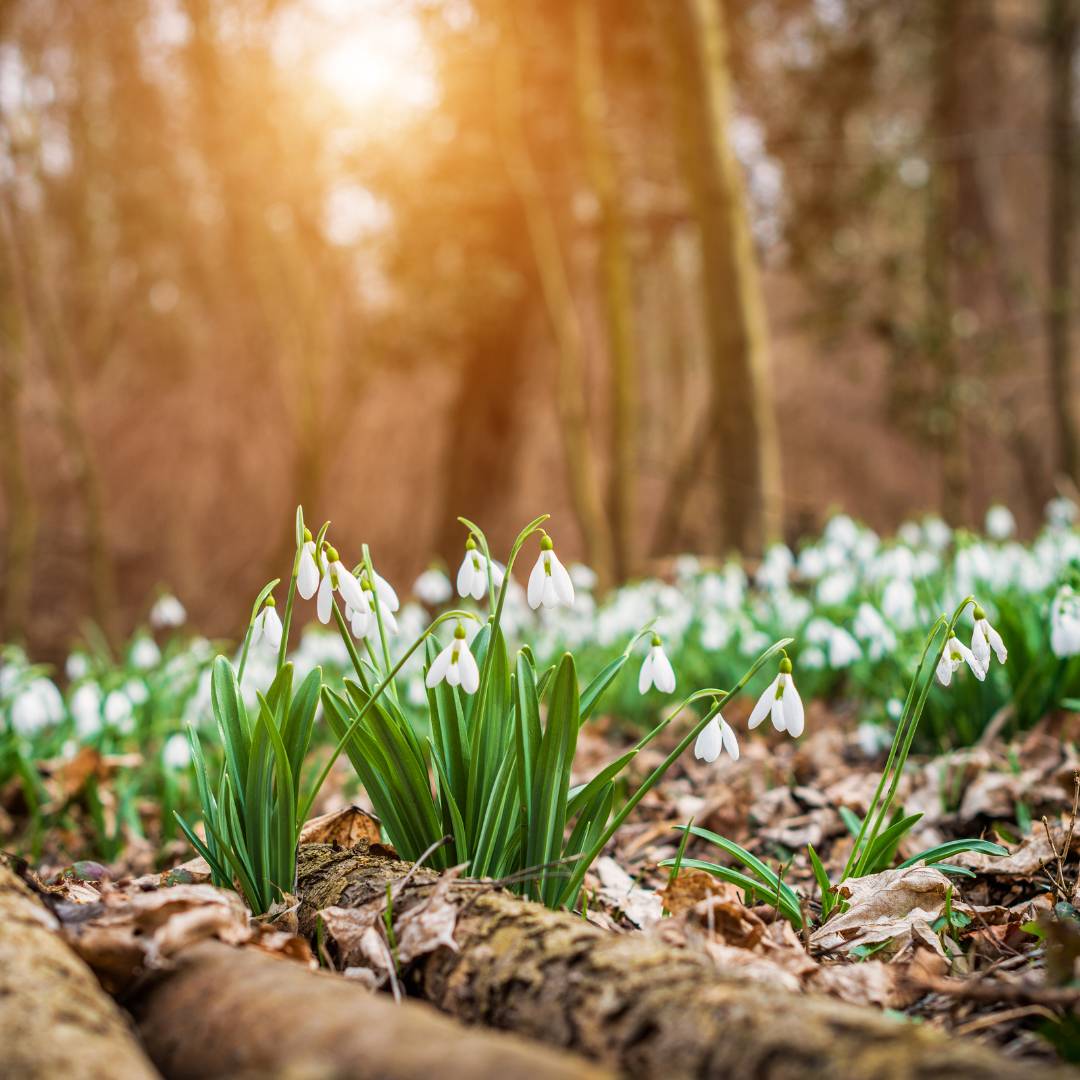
[701,941,803,993]
[809,864,959,960]
[955,821,1075,876]
[595,856,663,929]
[393,866,464,963]
[299,805,383,849]
[318,904,381,967]
[811,961,920,1009]
[657,869,739,915]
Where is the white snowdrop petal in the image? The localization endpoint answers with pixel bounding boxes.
[317,572,334,624]
[652,649,676,693]
[490,561,506,588]
[446,659,462,687]
[336,566,367,612]
[747,676,778,729]
[784,679,805,737]
[541,575,558,608]
[250,610,264,647]
[551,554,575,607]
[527,556,545,609]
[298,548,321,600]
[987,625,1007,664]
[720,718,740,761]
[380,607,399,635]
[971,625,990,665]
[263,608,283,651]
[458,646,480,694]
[694,718,722,762]
[469,573,487,601]
[456,555,474,598]
[770,692,786,732]
[374,571,400,612]
[638,652,654,694]
[425,643,454,688]
[936,655,953,686]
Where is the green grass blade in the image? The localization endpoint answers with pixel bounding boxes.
[897,839,1008,869]
[658,858,803,926]
[283,667,321,804]
[807,843,833,918]
[566,750,637,820]
[865,812,923,873]
[256,690,298,897]
[514,653,542,822]
[210,656,249,814]
[579,655,628,724]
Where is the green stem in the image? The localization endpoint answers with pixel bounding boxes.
[558,637,793,907]
[299,609,482,825]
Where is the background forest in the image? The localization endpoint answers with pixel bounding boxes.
[0,0,1073,661]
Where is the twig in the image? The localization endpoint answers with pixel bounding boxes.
[952,1004,1061,1036]
[910,969,1080,1007]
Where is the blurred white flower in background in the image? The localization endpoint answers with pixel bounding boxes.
[123,678,149,705]
[149,593,187,629]
[568,563,598,591]
[104,689,135,732]
[1047,498,1079,529]
[66,652,90,680]
[162,732,191,770]
[922,517,952,550]
[853,602,897,660]
[985,505,1016,541]
[11,678,64,736]
[130,636,162,670]
[70,682,103,738]
[413,568,452,605]
[1051,584,1080,657]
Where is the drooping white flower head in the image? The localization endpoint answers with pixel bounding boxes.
[130,636,162,670]
[316,545,368,625]
[70,682,102,739]
[297,529,321,600]
[66,652,90,681]
[10,678,64,737]
[970,604,1007,668]
[149,593,187,629]
[748,655,804,737]
[936,636,986,686]
[1051,585,1080,658]
[425,622,480,694]
[162,732,192,770]
[251,596,283,651]
[527,535,575,610]
[350,579,398,636]
[638,635,676,694]
[104,689,135,733]
[457,538,490,601]
[368,569,400,612]
[414,568,453,605]
[694,713,739,763]
[984,505,1016,541]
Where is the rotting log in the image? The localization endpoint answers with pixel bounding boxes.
[297,843,1078,1080]
[129,939,612,1080]
[0,862,161,1080]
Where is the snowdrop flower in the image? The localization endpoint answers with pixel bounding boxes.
[368,569,400,612]
[970,604,1006,668]
[297,530,321,600]
[70,683,102,738]
[985,505,1016,541]
[1051,585,1080,657]
[130,636,161,670]
[11,679,64,736]
[414,568,452,605]
[316,546,368,624]
[528,535,575,610]
[425,622,480,694]
[694,713,739,762]
[638,635,676,694]
[936,636,986,686]
[1047,497,1079,529]
[922,517,952,550]
[65,652,90,681]
[569,563,599,591]
[123,678,150,706]
[881,577,918,631]
[162,732,191,770]
[251,596,283,650]
[351,581,398,636]
[104,689,135,727]
[748,655,804,737]
[149,593,187,629]
[457,538,498,600]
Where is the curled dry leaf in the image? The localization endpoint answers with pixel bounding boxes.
[393,865,464,964]
[809,863,963,961]
[594,856,664,929]
[657,869,740,915]
[810,961,922,1010]
[299,805,383,849]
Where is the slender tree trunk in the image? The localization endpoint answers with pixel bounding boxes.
[925,0,967,527]
[1047,0,1080,485]
[0,195,117,644]
[663,0,783,556]
[494,1,616,590]
[0,251,35,645]
[574,0,640,580]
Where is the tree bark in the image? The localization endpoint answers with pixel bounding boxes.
[925,0,967,527]
[0,863,160,1080]
[296,845,1073,1080]
[663,0,783,556]
[129,938,611,1080]
[494,0,616,590]
[574,0,640,580]
[0,241,36,645]
[0,194,118,643]
[1046,0,1080,486]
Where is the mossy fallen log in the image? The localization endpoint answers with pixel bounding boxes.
[296,843,1078,1080]
[129,938,613,1080]
[0,862,161,1080]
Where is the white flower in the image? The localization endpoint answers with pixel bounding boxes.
[251,597,283,650]
[65,652,90,681]
[456,539,491,600]
[369,569,400,612]
[922,517,952,550]
[985,505,1016,541]
[104,689,134,726]
[569,563,598,590]
[70,683,102,738]
[638,636,676,694]
[349,583,398,637]
[414,568,452,605]
[123,678,149,705]
[936,636,986,686]
[1052,585,1080,657]
[149,594,187,629]
[297,536,320,600]
[527,535,575,610]
[970,604,1006,668]
[694,714,740,763]
[748,657,804,737]
[316,546,368,624]
[130,636,161,670]
[1047,497,1079,529]
[162,732,191,770]
[424,623,480,694]
[10,679,64,736]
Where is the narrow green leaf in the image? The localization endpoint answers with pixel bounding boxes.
[566,750,637,820]
[661,858,803,927]
[807,843,833,918]
[580,655,628,725]
[210,656,249,811]
[865,812,923,872]
[897,839,1008,869]
[838,805,864,841]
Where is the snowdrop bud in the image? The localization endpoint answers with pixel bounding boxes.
[253,596,283,650]
[297,535,321,600]
[970,604,1007,667]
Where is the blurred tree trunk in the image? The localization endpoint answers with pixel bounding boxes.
[0,195,117,645]
[1047,0,1080,486]
[495,1,615,590]
[925,0,967,527]
[0,239,35,645]
[573,0,640,580]
[662,0,783,557]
